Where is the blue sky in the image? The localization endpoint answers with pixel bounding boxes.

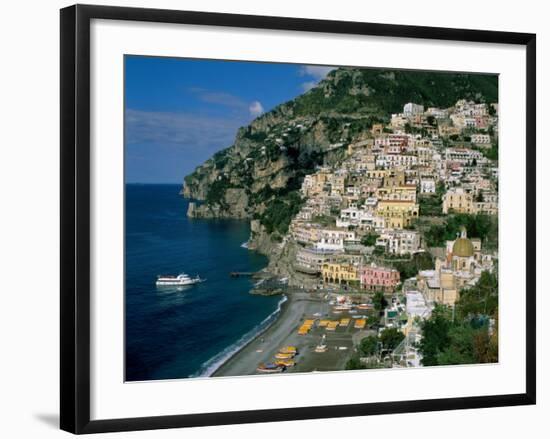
[125,56,334,183]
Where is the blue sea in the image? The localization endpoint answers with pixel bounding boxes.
[125,184,282,381]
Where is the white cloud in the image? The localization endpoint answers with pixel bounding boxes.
[299,65,334,80]
[300,81,318,92]
[249,101,264,117]
[298,65,335,93]
[188,87,248,111]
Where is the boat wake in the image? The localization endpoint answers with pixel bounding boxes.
[240,241,249,249]
[190,295,288,378]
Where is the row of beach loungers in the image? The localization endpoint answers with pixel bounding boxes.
[298,317,367,335]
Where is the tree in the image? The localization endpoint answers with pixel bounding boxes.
[367,311,381,328]
[393,252,434,280]
[345,354,366,370]
[372,291,388,312]
[419,305,452,366]
[359,335,379,356]
[455,271,498,320]
[419,194,443,216]
[361,233,379,247]
[380,328,405,351]
[424,213,498,249]
[484,142,498,161]
[435,325,476,365]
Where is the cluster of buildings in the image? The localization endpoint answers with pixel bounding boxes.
[284,99,498,305]
[416,227,496,305]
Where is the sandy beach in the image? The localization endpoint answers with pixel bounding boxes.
[212,290,369,377]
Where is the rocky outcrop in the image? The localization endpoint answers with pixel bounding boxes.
[247,220,320,288]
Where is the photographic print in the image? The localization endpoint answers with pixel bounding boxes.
[124,56,499,382]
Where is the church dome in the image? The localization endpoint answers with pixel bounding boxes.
[452,238,474,257]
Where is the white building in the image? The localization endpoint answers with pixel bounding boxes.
[471,133,491,145]
[376,154,418,169]
[444,148,483,164]
[426,107,448,119]
[403,103,425,116]
[316,229,356,251]
[376,230,422,255]
[336,212,385,231]
[420,178,436,194]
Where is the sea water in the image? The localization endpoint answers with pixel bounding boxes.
[125,184,282,381]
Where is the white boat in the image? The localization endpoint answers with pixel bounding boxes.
[156,273,204,287]
[315,335,328,353]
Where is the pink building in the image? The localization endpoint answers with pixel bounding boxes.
[360,264,400,292]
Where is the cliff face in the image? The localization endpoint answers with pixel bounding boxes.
[182,66,497,230]
[247,220,322,287]
[182,104,347,221]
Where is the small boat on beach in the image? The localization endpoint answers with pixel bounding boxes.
[275,352,295,360]
[274,359,296,368]
[156,273,204,287]
[279,346,298,355]
[256,363,284,374]
[315,335,328,353]
[357,303,372,310]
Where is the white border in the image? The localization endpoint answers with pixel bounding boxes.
[90,19,526,421]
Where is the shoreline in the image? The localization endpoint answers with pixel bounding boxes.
[210,291,295,377]
[211,289,331,377]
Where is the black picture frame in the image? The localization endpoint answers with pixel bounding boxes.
[60,4,536,434]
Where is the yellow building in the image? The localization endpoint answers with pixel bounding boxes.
[376,200,419,229]
[322,262,359,285]
[376,184,417,202]
[442,187,474,214]
[383,170,406,188]
[301,171,332,197]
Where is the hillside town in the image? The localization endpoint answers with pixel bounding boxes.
[264,99,500,371]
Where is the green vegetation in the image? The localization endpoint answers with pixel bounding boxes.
[419,195,443,216]
[345,354,366,370]
[483,142,499,161]
[367,310,381,328]
[404,123,429,137]
[418,182,445,216]
[241,127,267,142]
[285,145,325,176]
[293,68,498,118]
[311,215,336,227]
[359,335,379,356]
[424,213,498,249]
[205,176,232,205]
[455,270,499,320]
[360,232,379,246]
[259,191,304,235]
[380,327,405,351]
[419,271,498,366]
[392,252,434,280]
[372,291,388,313]
[212,148,231,170]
